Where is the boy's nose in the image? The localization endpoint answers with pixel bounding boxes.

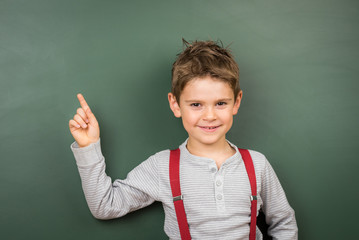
[203,107,216,121]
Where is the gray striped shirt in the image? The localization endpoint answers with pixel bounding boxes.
[71,139,298,239]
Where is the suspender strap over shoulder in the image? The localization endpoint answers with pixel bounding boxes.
[238,148,258,240]
[169,149,191,240]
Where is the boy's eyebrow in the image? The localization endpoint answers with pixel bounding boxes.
[184,98,233,102]
[217,98,233,101]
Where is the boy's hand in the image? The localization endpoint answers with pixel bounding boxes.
[69,93,100,148]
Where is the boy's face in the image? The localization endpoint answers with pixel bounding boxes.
[168,76,242,148]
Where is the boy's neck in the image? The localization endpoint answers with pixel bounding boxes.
[186,137,236,169]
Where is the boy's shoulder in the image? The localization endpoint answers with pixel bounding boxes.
[227,140,268,166]
[148,140,187,162]
[237,147,269,174]
[152,148,171,160]
[143,148,171,168]
[247,149,267,162]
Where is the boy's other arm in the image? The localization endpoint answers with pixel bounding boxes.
[260,158,298,240]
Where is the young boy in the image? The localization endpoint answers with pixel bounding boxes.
[69,40,298,239]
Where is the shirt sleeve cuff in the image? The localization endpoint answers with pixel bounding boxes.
[70,139,104,166]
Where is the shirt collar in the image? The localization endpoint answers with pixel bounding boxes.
[178,138,242,167]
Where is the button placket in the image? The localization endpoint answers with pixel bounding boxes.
[214,173,225,212]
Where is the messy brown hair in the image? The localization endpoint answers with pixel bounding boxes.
[171,39,240,102]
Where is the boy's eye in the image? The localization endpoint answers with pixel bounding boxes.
[190,103,201,107]
[217,102,227,106]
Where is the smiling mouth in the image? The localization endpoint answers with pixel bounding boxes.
[198,125,221,132]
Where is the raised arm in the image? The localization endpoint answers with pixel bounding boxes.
[69,94,159,220]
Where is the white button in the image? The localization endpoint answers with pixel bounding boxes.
[217,194,223,200]
[216,180,222,186]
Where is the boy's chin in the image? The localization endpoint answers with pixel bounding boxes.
[188,135,227,146]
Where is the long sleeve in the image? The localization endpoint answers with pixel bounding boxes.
[260,158,298,239]
[70,139,159,220]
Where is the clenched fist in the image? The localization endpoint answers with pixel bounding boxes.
[69,93,100,147]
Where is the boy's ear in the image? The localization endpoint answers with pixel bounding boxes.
[168,93,182,118]
[232,90,243,115]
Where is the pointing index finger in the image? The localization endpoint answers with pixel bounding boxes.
[77,93,90,111]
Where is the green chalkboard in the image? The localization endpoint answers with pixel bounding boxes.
[1,0,358,239]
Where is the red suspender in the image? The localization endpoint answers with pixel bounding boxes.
[238,148,257,240]
[169,148,257,240]
[169,149,191,240]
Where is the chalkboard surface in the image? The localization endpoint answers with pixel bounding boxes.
[1,0,358,239]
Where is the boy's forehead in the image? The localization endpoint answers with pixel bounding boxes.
[181,77,234,100]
